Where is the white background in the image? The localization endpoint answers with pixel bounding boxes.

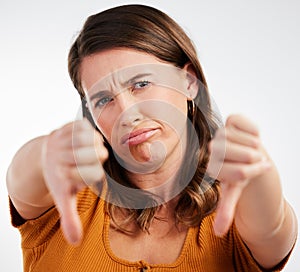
[0,0,299,270]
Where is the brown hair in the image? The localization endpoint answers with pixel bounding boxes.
[68,4,220,231]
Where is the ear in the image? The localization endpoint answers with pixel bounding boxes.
[183,62,198,100]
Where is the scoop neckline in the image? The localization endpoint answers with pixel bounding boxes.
[102,211,196,268]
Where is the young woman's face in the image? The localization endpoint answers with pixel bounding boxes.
[81,49,196,173]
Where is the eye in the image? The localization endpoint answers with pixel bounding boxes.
[94,95,113,109]
[133,80,151,90]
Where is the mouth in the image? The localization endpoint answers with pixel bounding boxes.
[121,128,159,146]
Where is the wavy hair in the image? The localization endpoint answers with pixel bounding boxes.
[68,4,220,232]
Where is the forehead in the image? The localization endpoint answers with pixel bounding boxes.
[80,48,166,91]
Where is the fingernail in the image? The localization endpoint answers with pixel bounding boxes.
[69,235,82,246]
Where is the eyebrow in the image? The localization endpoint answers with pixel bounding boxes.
[89,73,153,101]
[123,73,153,85]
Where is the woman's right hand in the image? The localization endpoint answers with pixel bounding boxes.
[41,119,108,245]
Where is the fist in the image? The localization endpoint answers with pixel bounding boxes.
[207,115,271,236]
[41,119,108,244]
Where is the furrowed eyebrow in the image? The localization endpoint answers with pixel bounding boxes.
[90,90,110,102]
[89,73,153,101]
[123,73,153,85]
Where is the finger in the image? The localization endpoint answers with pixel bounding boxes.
[226,115,259,136]
[209,137,262,164]
[59,163,104,187]
[213,183,243,236]
[226,126,260,148]
[57,191,83,245]
[74,163,105,186]
[70,131,96,148]
[57,144,106,168]
[51,120,97,150]
[71,118,98,146]
[74,145,108,165]
[208,139,263,179]
[216,160,272,184]
[73,118,95,132]
[72,130,104,149]
[72,128,102,149]
[223,142,264,164]
[57,119,92,139]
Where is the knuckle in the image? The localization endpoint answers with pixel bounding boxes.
[235,167,248,180]
[225,115,238,126]
[94,139,109,162]
[100,147,109,161]
[59,123,73,136]
[46,130,60,147]
[244,151,257,163]
[72,134,83,147]
[251,137,261,148]
[64,166,79,182]
[81,118,93,129]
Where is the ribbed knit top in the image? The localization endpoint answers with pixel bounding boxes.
[10,188,289,271]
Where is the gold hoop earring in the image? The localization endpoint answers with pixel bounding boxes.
[188,100,195,120]
[191,100,195,116]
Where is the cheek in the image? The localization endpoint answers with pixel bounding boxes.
[97,119,114,143]
[175,99,188,115]
[144,91,188,123]
[156,89,188,115]
[141,99,188,135]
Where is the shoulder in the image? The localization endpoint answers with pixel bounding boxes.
[10,188,105,248]
[197,213,274,271]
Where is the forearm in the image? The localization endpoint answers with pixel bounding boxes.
[6,136,54,216]
[235,160,284,237]
[210,115,297,268]
[235,157,297,267]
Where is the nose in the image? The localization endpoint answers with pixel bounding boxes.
[116,91,144,127]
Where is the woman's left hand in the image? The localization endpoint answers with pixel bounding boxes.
[207,114,272,236]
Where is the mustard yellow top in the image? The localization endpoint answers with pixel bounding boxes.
[10,188,290,272]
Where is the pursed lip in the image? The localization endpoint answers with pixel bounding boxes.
[121,128,159,145]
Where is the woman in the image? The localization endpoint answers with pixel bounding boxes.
[7,4,297,272]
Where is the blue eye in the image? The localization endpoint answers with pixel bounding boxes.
[94,95,113,108]
[133,80,151,90]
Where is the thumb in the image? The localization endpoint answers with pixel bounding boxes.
[58,193,83,245]
[213,184,243,236]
